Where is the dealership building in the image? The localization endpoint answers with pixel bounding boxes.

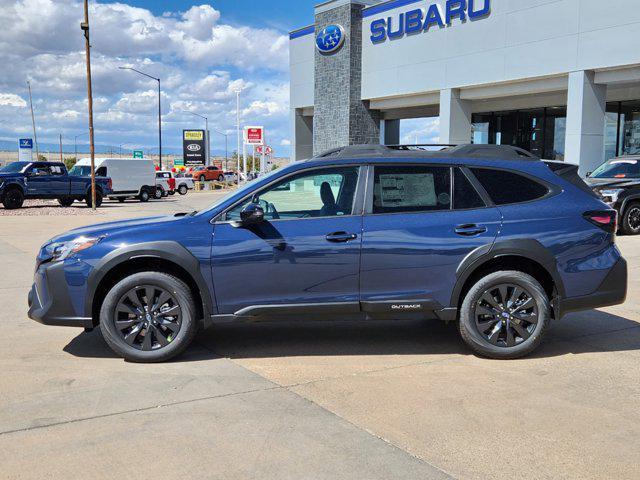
[290,0,640,175]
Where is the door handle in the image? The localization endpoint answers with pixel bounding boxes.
[454,224,488,236]
[326,231,358,243]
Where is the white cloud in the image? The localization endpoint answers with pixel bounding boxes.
[0,93,27,107]
[0,1,292,154]
[280,139,291,146]
[400,118,440,145]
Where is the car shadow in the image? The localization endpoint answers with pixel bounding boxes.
[63,310,640,362]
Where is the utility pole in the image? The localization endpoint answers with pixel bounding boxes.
[81,0,97,211]
[59,134,63,163]
[27,81,39,160]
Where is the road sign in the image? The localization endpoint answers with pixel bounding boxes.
[174,158,184,167]
[133,150,144,159]
[18,138,33,162]
[183,129,206,166]
[244,126,264,145]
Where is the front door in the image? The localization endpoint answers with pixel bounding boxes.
[360,164,502,313]
[211,166,364,315]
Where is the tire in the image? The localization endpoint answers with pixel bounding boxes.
[199,175,206,182]
[2,188,24,210]
[118,198,126,203]
[168,191,175,196]
[85,190,103,208]
[99,272,198,363]
[621,203,640,235]
[217,174,224,182]
[154,187,163,200]
[459,271,550,360]
[58,197,74,207]
[178,185,188,195]
[139,189,150,202]
[161,189,169,198]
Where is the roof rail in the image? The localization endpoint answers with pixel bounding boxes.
[312,143,539,161]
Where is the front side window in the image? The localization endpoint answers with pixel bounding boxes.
[372,165,451,214]
[470,168,548,205]
[224,166,359,221]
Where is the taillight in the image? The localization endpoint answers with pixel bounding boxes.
[583,210,618,234]
[108,178,113,190]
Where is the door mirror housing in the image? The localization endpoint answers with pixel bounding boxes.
[586,171,592,178]
[233,203,265,227]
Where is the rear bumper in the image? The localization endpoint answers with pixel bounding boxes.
[560,257,628,317]
[27,262,93,329]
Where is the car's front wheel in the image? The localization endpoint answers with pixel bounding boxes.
[621,202,640,235]
[459,271,550,359]
[154,187,163,200]
[139,189,150,202]
[2,188,24,209]
[178,185,188,195]
[99,272,198,362]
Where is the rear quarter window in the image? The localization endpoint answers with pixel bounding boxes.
[470,168,548,205]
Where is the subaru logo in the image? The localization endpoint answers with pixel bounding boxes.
[316,24,345,54]
[187,144,201,152]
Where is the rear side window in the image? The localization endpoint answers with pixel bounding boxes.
[470,168,548,205]
[373,165,451,214]
[454,168,486,210]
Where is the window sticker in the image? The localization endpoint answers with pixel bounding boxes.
[379,173,436,207]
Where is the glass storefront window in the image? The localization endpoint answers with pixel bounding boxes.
[621,101,640,156]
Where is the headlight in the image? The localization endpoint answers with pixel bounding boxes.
[599,188,624,203]
[46,236,103,262]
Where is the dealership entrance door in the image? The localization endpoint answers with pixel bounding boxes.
[472,107,567,160]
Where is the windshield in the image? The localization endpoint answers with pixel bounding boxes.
[591,158,640,179]
[194,168,283,217]
[68,165,92,176]
[0,162,31,173]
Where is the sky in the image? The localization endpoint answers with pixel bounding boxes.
[0,0,318,157]
[0,0,438,158]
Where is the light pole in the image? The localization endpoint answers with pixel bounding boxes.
[236,89,241,179]
[119,66,162,169]
[212,129,229,170]
[183,110,210,165]
[74,132,88,158]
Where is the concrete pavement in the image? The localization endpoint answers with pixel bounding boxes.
[1,192,638,479]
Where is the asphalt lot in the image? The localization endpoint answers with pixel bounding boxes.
[1,191,639,480]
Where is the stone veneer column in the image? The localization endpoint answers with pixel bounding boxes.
[313,1,380,155]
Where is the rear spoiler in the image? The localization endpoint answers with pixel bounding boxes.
[544,161,599,198]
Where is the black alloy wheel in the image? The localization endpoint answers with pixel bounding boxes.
[99,272,198,362]
[85,190,103,208]
[459,271,550,359]
[2,189,24,209]
[622,204,640,235]
[474,284,538,348]
[114,285,182,351]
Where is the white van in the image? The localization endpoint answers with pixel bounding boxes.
[73,158,157,202]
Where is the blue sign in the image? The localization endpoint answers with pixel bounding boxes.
[19,138,33,149]
[316,24,346,54]
[369,0,491,44]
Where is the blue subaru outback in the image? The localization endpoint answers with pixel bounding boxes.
[28,145,627,362]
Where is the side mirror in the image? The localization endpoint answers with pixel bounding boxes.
[586,172,592,178]
[233,203,265,228]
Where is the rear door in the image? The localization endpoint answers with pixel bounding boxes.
[360,164,502,313]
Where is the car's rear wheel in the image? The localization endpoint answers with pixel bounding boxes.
[85,190,103,208]
[199,175,206,182]
[217,174,224,182]
[2,188,24,209]
[99,272,198,362]
[139,189,150,202]
[459,271,550,359]
[621,203,640,235]
[178,185,188,195]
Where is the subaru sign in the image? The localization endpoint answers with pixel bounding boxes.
[316,24,345,54]
[369,0,491,44]
[18,138,33,162]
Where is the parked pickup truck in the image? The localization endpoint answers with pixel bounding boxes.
[0,161,112,209]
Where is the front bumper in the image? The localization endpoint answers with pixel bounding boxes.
[560,257,628,317]
[27,261,93,329]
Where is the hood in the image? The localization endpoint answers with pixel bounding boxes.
[585,177,640,189]
[48,215,183,243]
[0,172,20,179]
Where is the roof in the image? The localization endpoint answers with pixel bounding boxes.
[311,144,539,161]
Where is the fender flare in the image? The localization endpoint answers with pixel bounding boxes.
[619,193,640,214]
[2,180,25,195]
[449,239,566,308]
[85,241,214,320]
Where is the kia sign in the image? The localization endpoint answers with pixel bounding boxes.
[244,126,264,146]
[256,145,273,156]
[18,138,33,162]
[183,129,206,166]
